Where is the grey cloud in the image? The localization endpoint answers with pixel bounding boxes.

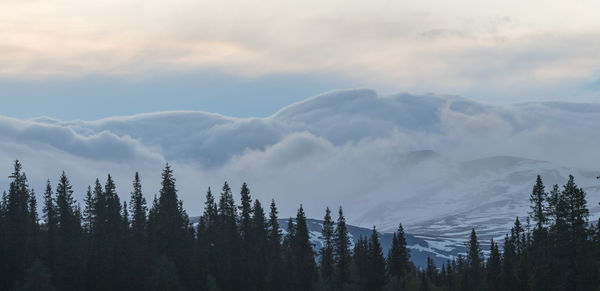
[1,89,599,234]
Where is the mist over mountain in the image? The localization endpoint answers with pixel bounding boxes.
[1,89,599,238]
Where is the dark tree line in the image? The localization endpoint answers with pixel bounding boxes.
[0,161,599,290]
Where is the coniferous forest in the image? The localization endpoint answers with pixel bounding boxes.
[0,160,599,291]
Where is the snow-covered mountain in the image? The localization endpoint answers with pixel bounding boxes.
[190,216,477,268]
[1,89,599,245]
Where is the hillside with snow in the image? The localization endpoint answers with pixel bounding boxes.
[1,89,599,241]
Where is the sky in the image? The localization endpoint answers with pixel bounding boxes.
[1,0,600,120]
[1,1,600,230]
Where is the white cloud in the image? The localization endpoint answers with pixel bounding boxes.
[0,89,599,234]
[2,0,600,100]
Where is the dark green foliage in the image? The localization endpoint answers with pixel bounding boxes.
[465,228,482,291]
[266,199,283,291]
[13,260,55,291]
[1,162,599,291]
[291,206,317,291]
[213,181,241,291]
[387,223,410,288]
[530,175,548,231]
[148,256,183,291]
[54,171,83,290]
[334,206,352,290]
[320,207,335,287]
[368,226,388,291]
[486,238,502,291]
[351,235,370,290]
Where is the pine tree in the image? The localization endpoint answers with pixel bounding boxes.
[4,161,35,289]
[54,171,82,290]
[41,180,56,284]
[249,199,268,291]
[238,182,253,288]
[282,217,296,290]
[387,223,410,288]
[82,186,94,234]
[334,206,352,290]
[466,228,482,291]
[129,172,147,246]
[238,182,253,241]
[486,237,502,291]
[202,187,218,287]
[319,207,335,287]
[214,181,241,291]
[530,175,548,231]
[292,205,317,291]
[147,164,194,289]
[266,199,283,291]
[127,172,148,288]
[367,226,387,291]
[426,257,437,284]
[351,236,369,290]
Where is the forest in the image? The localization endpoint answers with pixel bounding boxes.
[0,160,599,291]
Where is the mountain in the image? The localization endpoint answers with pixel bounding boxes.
[190,216,475,268]
[1,89,599,243]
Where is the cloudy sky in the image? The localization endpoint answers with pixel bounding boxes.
[2,0,600,120]
[1,1,599,229]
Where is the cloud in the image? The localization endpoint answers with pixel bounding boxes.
[2,0,600,101]
[0,89,599,234]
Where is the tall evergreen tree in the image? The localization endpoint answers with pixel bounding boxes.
[466,228,482,291]
[41,180,56,285]
[319,207,335,287]
[292,206,317,291]
[238,182,253,288]
[266,199,283,291]
[530,175,548,231]
[486,237,502,291]
[387,223,410,288]
[351,236,369,290]
[147,164,194,289]
[214,181,241,291]
[54,171,82,290]
[367,227,387,291]
[129,172,147,246]
[4,161,35,290]
[249,199,269,291]
[82,186,94,234]
[334,206,352,290]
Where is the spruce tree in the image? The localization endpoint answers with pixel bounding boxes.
[466,228,482,291]
[147,164,194,289]
[292,205,317,291]
[249,199,269,291]
[351,236,369,290]
[319,207,335,287]
[41,180,56,284]
[238,182,253,288]
[367,226,387,291]
[4,161,34,289]
[334,206,352,290]
[202,187,218,286]
[530,175,548,231]
[266,199,283,291]
[387,223,410,288]
[215,181,241,291]
[129,172,147,246]
[82,186,94,234]
[486,237,502,291]
[54,171,82,290]
[283,217,296,290]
